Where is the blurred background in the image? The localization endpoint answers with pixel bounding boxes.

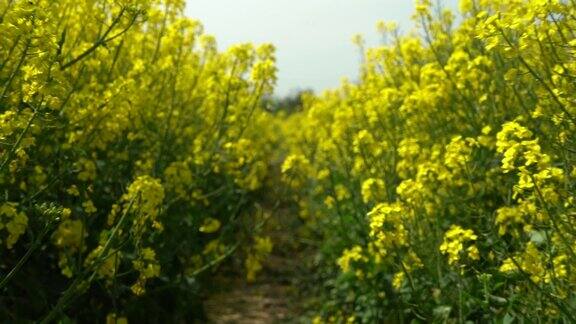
[186,0,459,96]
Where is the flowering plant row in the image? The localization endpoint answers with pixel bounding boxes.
[280,0,576,322]
[0,0,276,321]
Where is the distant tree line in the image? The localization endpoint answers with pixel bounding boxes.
[264,89,314,114]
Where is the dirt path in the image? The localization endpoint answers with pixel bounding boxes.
[204,208,306,323]
[204,256,296,323]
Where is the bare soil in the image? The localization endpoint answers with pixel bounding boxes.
[204,208,307,324]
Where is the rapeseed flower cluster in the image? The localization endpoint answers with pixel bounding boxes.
[439,225,479,267]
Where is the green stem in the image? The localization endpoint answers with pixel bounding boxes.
[40,197,136,324]
[0,216,58,290]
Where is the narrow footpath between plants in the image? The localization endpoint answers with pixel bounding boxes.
[204,208,310,323]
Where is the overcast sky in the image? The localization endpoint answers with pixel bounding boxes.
[185,0,459,96]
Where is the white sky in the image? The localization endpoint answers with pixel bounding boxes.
[185,0,459,96]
